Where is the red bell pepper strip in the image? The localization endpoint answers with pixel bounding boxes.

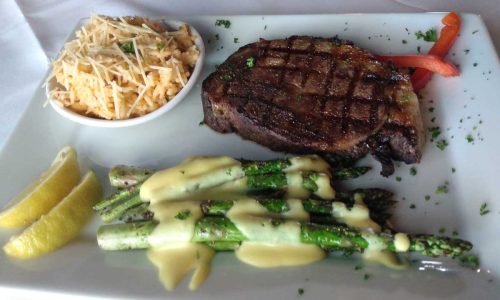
[377,55,459,77]
[410,12,461,91]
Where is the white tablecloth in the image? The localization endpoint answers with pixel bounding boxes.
[0,0,499,149]
[0,1,499,299]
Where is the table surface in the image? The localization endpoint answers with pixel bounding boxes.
[0,1,499,299]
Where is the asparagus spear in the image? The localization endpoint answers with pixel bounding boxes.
[109,165,153,188]
[95,171,333,221]
[99,193,142,223]
[120,188,393,217]
[119,203,152,223]
[109,157,315,185]
[99,188,396,225]
[94,184,142,213]
[115,196,393,227]
[93,187,140,211]
[331,167,371,180]
[99,187,395,224]
[108,164,371,188]
[107,158,293,189]
[96,218,472,259]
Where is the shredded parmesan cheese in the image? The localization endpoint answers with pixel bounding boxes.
[46,15,199,120]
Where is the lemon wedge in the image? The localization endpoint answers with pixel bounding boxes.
[0,146,80,228]
[3,171,102,259]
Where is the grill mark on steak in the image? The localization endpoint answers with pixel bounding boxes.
[202,36,425,176]
[278,38,294,85]
[340,68,361,134]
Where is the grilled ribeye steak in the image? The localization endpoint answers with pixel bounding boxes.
[202,36,425,176]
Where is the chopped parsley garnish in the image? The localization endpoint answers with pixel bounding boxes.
[234,37,239,43]
[298,288,305,296]
[472,30,479,34]
[438,227,446,234]
[180,170,185,174]
[464,49,470,54]
[417,46,421,53]
[466,134,474,143]
[246,57,255,68]
[473,62,478,67]
[409,167,417,176]
[415,28,438,42]
[354,265,363,271]
[157,42,166,51]
[264,25,267,30]
[215,19,231,28]
[428,126,441,141]
[215,33,220,40]
[222,74,233,81]
[452,167,456,173]
[402,39,408,44]
[175,210,191,220]
[479,203,491,216]
[119,41,135,54]
[436,139,449,151]
[425,195,431,201]
[436,182,449,194]
[226,168,232,176]
[395,176,402,182]
[452,230,459,236]
[198,120,205,126]
[409,204,416,209]
[459,254,479,269]
[296,95,303,102]
[363,273,371,280]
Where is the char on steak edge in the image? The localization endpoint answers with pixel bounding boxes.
[201,36,425,176]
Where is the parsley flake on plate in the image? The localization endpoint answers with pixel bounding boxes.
[415,28,437,42]
[215,19,231,28]
[479,203,491,216]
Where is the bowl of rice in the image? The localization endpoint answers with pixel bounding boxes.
[45,15,205,127]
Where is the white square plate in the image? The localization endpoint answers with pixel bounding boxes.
[0,13,499,299]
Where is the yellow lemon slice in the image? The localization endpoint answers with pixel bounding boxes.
[3,171,102,259]
[0,146,80,228]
